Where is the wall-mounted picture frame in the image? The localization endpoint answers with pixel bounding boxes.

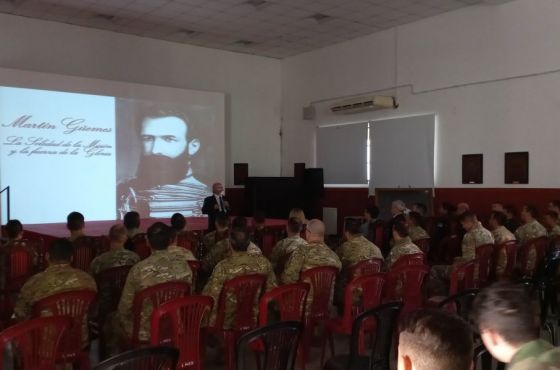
[505,152,529,184]
[462,154,483,184]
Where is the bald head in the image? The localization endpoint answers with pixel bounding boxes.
[109,224,128,246]
[306,219,325,242]
[391,200,407,216]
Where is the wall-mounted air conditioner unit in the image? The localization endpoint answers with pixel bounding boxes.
[330,95,397,114]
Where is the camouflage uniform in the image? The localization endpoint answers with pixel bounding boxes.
[492,226,516,278]
[168,245,197,261]
[269,235,307,271]
[515,220,547,246]
[408,226,430,242]
[202,251,276,328]
[202,239,261,273]
[335,235,383,304]
[457,222,494,262]
[385,237,422,270]
[509,339,560,370]
[117,249,192,341]
[14,263,97,348]
[90,248,140,275]
[548,225,560,239]
[202,229,229,255]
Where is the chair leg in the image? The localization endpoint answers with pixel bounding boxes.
[254,352,262,370]
[328,331,335,358]
[224,332,236,370]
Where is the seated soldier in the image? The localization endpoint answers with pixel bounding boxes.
[123,211,142,239]
[0,219,39,290]
[289,208,308,226]
[456,202,470,216]
[473,283,560,370]
[202,213,229,255]
[168,228,197,261]
[515,205,547,245]
[407,211,430,242]
[270,217,307,274]
[503,204,521,234]
[90,224,140,275]
[489,211,516,278]
[543,211,560,238]
[170,212,187,236]
[67,211,87,242]
[202,226,276,328]
[14,238,97,320]
[398,309,473,370]
[385,215,422,270]
[118,222,192,342]
[428,212,493,295]
[547,200,560,217]
[361,205,381,241]
[202,216,261,273]
[335,217,383,306]
[411,202,427,217]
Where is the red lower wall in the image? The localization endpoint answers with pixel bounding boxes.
[228,186,560,234]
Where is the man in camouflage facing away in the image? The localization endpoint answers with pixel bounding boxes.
[202,225,276,328]
[385,215,423,270]
[269,217,308,275]
[117,222,192,342]
[90,224,140,275]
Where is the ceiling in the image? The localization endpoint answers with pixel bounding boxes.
[0,0,490,59]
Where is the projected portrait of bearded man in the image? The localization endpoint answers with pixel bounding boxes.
[117,109,210,218]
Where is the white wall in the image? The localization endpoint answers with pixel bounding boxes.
[0,13,282,186]
[282,0,560,188]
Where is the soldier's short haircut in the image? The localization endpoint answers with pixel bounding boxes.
[523,204,539,218]
[230,227,251,251]
[307,219,325,237]
[459,211,477,223]
[170,213,186,231]
[49,238,74,262]
[472,282,539,346]
[490,211,507,226]
[215,213,229,228]
[123,211,141,230]
[147,222,172,250]
[109,224,128,242]
[545,210,559,220]
[344,218,362,236]
[399,309,473,370]
[231,216,248,229]
[392,214,409,238]
[365,205,380,219]
[5,219,23,239]
[66,211,85,231]
[287,217,303,234]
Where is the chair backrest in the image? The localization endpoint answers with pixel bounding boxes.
[71,236,101,271]
[261,231,277,259]
[391,253,425,270]
[348,302,403,370]
[340,274,385,329]
[236,321,303,370]
[131,281,191,345]
[151,295,213,370]
[20,236,47,270]
[300,266,339,321]
[5,244,35,288]
[258,283,309,325]
[0,316,72,370]
[131,234,152,260]
[348,258,383,279]
[475,244,494,287]
[188,260,201,290]
[519,237,550,276]
[93,346,179,370]
[449,260,477,296]
[32,289,96,362]
[494,240,518,278]
[215,274,267,331]
[386,265,429,315]
[438,289,479,322]
[95,265,133,319]
[414,238,431,255]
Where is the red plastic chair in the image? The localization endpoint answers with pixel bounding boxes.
[0,316,72,370]
[493,240,518,279]
[321,274,385,365]
[71,236,100,271]
[261,232,277,259]
[518,237,550,277]
[177,232,201,252]
[299,266,339,369]
[391,253,425,270]
[32,289,96,366]
[475,244,494,287]
[151,295,213,370]
[415,238,431,255]
[131,234,152,260]
[348,258,383,279]
[428,260,476,307]
[129,281,191,347]
[4,244,35,288]
[95,265,133,359]
[258,283,309,325]
[210,274,267,370]
[385,265,429,315]
[188,260,201,291]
